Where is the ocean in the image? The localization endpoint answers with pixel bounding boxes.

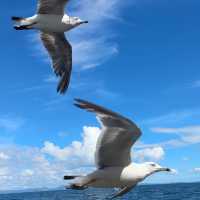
[0,183,199,200]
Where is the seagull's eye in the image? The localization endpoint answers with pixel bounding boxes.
[150,164,156,167]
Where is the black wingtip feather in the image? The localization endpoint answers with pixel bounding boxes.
[74,98,86,104]
[74,103,85,110]
[64,175,77,180]
[74,98,95,105]
[74,99,92,109]
[11,16,24,21]
[57,72,71,94]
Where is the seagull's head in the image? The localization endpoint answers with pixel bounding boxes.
[145,162,172,175]
[71,17,88,27]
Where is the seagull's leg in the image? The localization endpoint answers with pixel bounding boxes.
[66,184,86,190]
[67,178,96,190]
[110,185,136,199]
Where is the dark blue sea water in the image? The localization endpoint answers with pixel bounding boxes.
[0,183,199,200]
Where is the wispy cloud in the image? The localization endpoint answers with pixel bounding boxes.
[151,126,200,148]
[71,37,118,71]
[193,168,200,173]
[0,116,24,132]
[69,0,124,70]
[137,108,200,149]
[182,157,189,161]
[134,147,165,162]
[43,75,58,84]
[142,109,200,126]
[191,80,200,88]
[0,152,10,161]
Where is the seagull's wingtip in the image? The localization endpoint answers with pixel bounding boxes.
[56,72,71,94]
[73,100,84,109]
[11,16,21,21]
[57,87,66,95]
[74,99,91,110]
[74,98,84,103]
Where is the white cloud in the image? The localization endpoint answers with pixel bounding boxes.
[0,167,9,176]
[143,109,200,126]
[69,0,124,70]
[192,80,200,88]
[134,147,165,162]
[151,126,200,147]
[58,131,70,138]
[21,169,34,177]
[43,75,58,83]
[0,116,24,132]
[42,126,100,166]
[0,126,101,190]
[71,37,118,70]
[170,169,178,175]
[42,126,165,165]
[0,152,10,160]
[0,146,65,190]
[194,168,200,173]
[182,157,189,161]
[142,108,200,149]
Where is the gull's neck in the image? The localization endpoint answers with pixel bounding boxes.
[129,163,154,178]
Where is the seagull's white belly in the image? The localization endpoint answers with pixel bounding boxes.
[87,166,140,188]
[33,14,72,32]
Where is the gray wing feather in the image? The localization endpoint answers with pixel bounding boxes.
[37,0,69,15]
[74,99,142,168]
[40,32,72,93]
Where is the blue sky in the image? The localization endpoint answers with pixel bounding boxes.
[0,0,200,190]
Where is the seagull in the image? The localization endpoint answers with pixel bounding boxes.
[11,0,88,94]
[64,99,172,199]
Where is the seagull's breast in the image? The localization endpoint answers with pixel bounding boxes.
[120,164,145,184]
[87,166,141,188]
[87,167,125,188]
[33,14,72,32]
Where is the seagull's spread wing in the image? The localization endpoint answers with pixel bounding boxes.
[74,99,142,168]
[37,0,69,15]
[40,32,72,93]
